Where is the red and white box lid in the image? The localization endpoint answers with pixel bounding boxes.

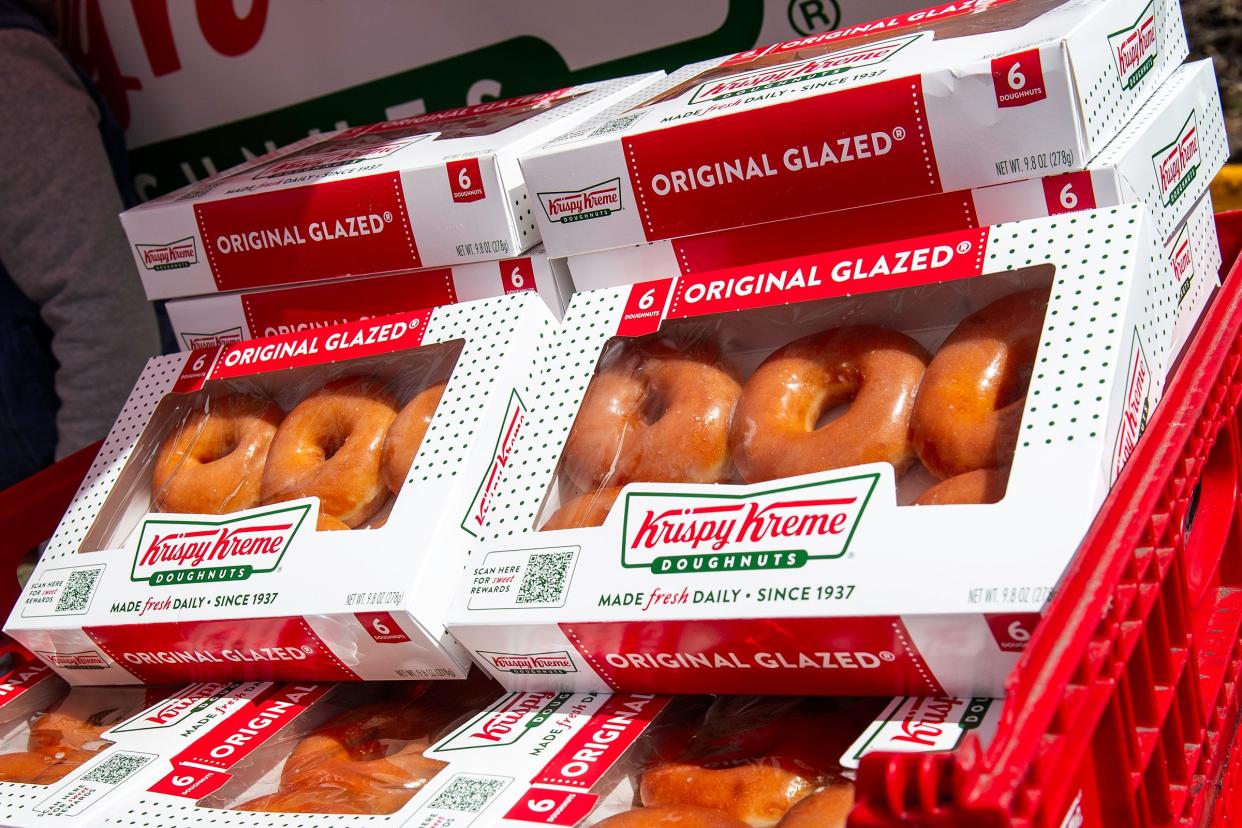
[521,0,1188,258]
[120,73,661,301]
[563,58,1228,296]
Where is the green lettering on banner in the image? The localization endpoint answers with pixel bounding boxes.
[150,565,252,586]
[651,550,808,574]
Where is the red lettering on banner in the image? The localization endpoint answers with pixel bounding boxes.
[617,279,673,337]
[561,617,943,695]
[83,617,360,683]
[991,49,1048,109]
[672,192,980,274]
[666,227,989,321]
[208,309,431,380]
[504,787,601,825]
[194,173,420,291]
[622,78,941,242]
[534,695,671,789]
[241,270,457,338]
[1041,171,1097,215]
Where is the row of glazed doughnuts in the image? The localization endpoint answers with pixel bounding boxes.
[153,376,446,530]
[544,289,1047,529]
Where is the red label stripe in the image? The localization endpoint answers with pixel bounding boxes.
[664,226,989,322]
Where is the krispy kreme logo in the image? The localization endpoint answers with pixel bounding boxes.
[38,651,107,670]
[136,237,198,271]
[1108,1,1159,90]
[1153,112,1200,207]
[110,681,239,733]
[537,178,623,224]
[131,503,311,586]
[1168,225,1196,305]
[181,328,243,350]
[687,34,920,105]
[478,650,577,675]
[434,692,570,751]
[463,392,526,537]
[621,473,878,573]
[1112,331,1151,483]
[841,696,996,768]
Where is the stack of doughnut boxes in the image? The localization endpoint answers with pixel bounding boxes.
[0,0,1233,824]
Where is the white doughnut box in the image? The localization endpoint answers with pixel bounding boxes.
[521,0,1188,259]
[119,73,661,301]
[563,58,1228,294]
[3,292,553,686]
[84,681,999,826]
[0,643,185,828]
[446,205,1181,698]
[165,245,574,352]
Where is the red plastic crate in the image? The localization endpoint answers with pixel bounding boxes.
[852,211,1242,828]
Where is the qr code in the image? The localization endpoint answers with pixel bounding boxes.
[79,752,151,784]
[54,568,102,613]
[428,775,506,812]
[515,551,573,605]
[591,113,642,136]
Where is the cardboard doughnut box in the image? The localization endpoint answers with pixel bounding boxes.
[120,73,661,301]
[87,677,1001,826]
[521,0,1188,258]
[447,205,1181,698]
[4,293,552,685]
[165,245,573,351]
[563,59,1228,294]
[0,642,180,827]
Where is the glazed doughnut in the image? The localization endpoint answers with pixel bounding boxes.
[730,326,929,482]
[0,689,146,785]
[317,513,351,531]
[541,487,622,530]
[596,806,750,827]
[153,394,282,514]
[776,782,854,828]
[913,467,1009,506]
[640,762,816,827]
[243,698,451,815]
[281,701,426,788]
[261,377,398,527]
[272,740,444,814]
[381,382,447,494]
[560,341,740,491]
[0,750,87,784]
[910,289,1048,479]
